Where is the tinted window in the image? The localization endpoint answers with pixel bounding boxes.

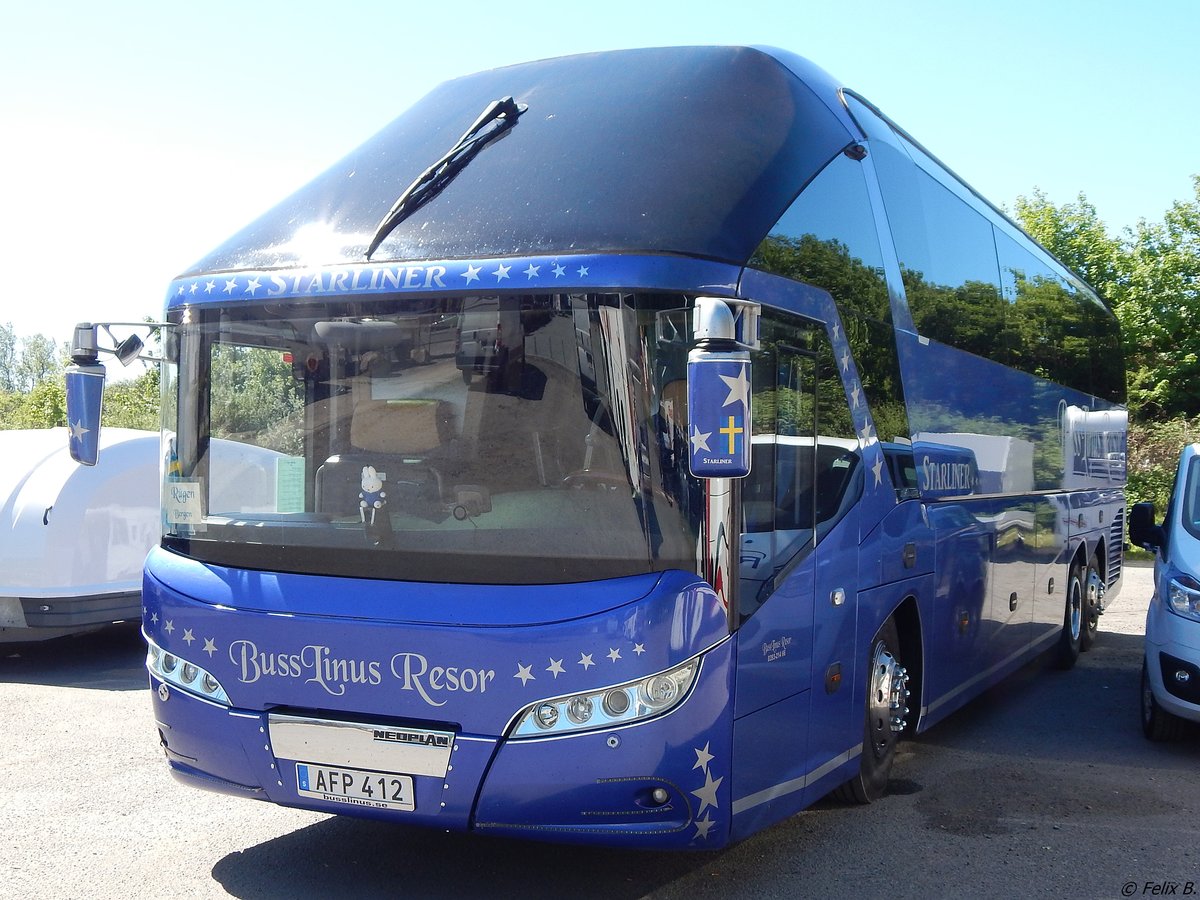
[749,151,909,440]
[750,153,891,323]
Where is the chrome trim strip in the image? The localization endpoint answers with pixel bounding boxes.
[731,743,862,816]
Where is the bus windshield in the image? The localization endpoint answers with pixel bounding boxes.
[161,292,702,585]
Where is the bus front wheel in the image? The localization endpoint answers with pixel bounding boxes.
[834,617,909,804]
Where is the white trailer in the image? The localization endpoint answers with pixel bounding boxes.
[1,427,160,641]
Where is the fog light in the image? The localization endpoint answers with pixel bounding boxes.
[566,696,593,725]
[1175,670,1191,683]
[534,703,559,729]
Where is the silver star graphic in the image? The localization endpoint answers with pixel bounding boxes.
[633,643,646,656]
[245,277,261,296]
[223,278,239,294]
[552,263,566,278]
[693,813,715,841]
[691,768,723,816]
[514,662,535,685]
[859,421,875,445]
[718,367,751,408]
[523,264,541,279]
[832,322,841,341]
[577,265,589,277]
[204,281,216,294]
[578,652,595,670]
[841,349,851,373]
[493,263,511,281]
[872,454,885,487]
[150,612,159,625]
[70,419,90,442]
[607,647,621,663]
[462,264,482,285]
[182,628,195,645]
[202,638,217,658]
[546,658,565,678]
[693,742,714,772]
[851,383,861,409]
[176,285,186,296]
[164,620,175,635]
[690,426,712,454]
[189,283,198,295]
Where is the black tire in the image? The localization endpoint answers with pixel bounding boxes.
[1053,562,1083,669]
[1080,556,1102,652]
[1142,659,1186,741]
[833,617,908,804]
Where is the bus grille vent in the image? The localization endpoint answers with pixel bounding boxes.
[1107,507,1125,586]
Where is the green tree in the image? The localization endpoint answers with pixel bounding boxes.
[0,323,16,393]
[102,367,161,431]
[14,334,62,393]
[1120,176,1200,418]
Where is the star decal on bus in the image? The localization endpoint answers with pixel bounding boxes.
[546,658,565,678]
[514,662,535,685]
[183,628,195,646]
[690,426,712,453]
[689,739,724,842]
[718,366,750,408]
[692,768,722,817]
[202,638,218,658]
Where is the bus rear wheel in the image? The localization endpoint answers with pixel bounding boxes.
[1053,562,1084,669]
[1081,556,1102,652]
[834,617,909,804]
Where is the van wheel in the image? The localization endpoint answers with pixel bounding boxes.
[833,617,908,804]
[1053,562,1083,669]
[1142,659,1185,741]
[1080,557,1103,651]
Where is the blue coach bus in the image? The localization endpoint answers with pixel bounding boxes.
[67,46,1126,848]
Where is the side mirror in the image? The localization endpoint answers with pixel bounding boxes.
[686,298,758,480]
[1129,501,1165,552]
[65,364,106,466]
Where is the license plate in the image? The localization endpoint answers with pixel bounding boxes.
[295,763,415,811]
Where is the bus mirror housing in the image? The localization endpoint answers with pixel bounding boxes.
[66,323,105,466]
[686,297,759,480]
[64,320,167,465]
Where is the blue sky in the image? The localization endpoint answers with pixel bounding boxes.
[3,0,1197,349]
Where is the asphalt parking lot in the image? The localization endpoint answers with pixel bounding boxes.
[2,562,1198,900]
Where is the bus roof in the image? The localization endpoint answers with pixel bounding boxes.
[179,46,856,279]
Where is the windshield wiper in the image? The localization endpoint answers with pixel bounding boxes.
[365,96,527,260]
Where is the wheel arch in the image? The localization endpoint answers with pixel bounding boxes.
[890,594,924,737]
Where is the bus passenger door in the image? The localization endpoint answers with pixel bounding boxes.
[732,320,817,806]
[732,316,861,824]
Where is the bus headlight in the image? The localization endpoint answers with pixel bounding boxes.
[510,657,698,738]
[145,636,230,706]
